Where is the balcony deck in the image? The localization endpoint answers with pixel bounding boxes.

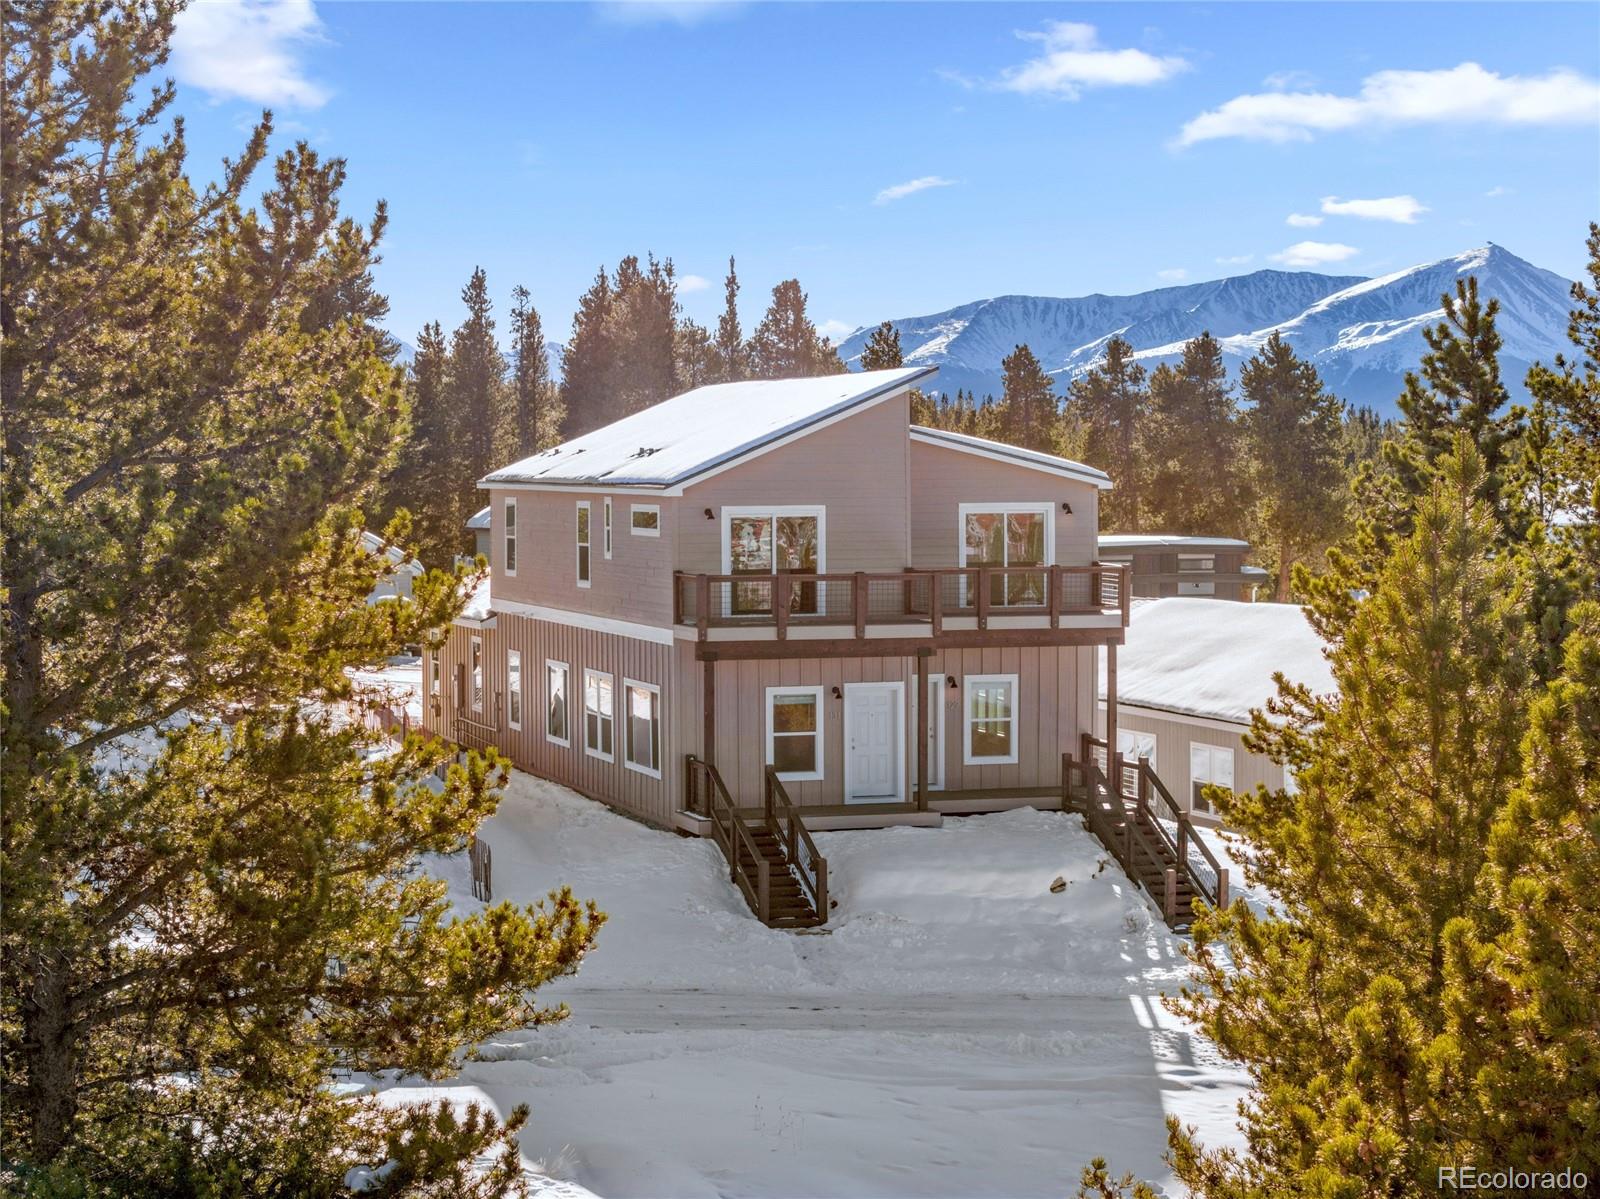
[673,563,1130,659]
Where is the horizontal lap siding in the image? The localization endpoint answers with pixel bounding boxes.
[1113,708,1284,814]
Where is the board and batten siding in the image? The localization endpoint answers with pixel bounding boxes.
[907,439,1101,569]
[1102,703,1285,819]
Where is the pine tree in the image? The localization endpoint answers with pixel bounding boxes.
[385,320,465,565]
[609,252,681,418]
[508,284,560,458]
[1068,336,1147,530]
[558,266,613,437]
[989,344,1058,452]
[1,6,601,1189]
[1142,333,1250,535]
[447,266,508,485]
[714,255,747,382]
[746,279,847,378]
[1240,333,1348,601]
[675,317,717,388]
[860,320,903,370]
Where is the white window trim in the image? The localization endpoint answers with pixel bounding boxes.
[1189,741,1235,814]
[1117,729,1156,771]
[469,635,484,714]
[503,497,518,578]
[583,667,615,763]
[575,501,591,588]
[622,677,663,780]
[603,496,613,559]
[630,503,661,537]
[545,659,570,747]
[429,652,441,697]
[721,506,827,620]
[963,672,1020,766]
[507,649,523,730]
[764,684,825,783]
[956,502,1056,569]
[843,680,906,803]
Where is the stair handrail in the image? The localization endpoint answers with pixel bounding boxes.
[763,766,828,921]
[1073,754,1182,923]
[687,755,771,923]
[1132,757,1229,910]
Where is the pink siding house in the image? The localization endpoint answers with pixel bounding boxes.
[424,368,1135,926]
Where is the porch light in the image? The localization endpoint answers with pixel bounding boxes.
[1061,501,1073,514]
[704,507,715,519]
[830,686,842,699]
[946,675,957,689]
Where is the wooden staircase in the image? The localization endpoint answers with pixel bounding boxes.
[1064,735,1228,933]
[685,757,829,930]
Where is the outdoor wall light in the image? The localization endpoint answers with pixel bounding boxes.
[946,675,958,689]
[1061,501,1073,514]
[831,686,842,699]
[704,507,714,519]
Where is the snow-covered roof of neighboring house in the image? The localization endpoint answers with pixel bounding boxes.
[908,426,1112,489]
[459,573,493,622]
[466,505,491,530]
[359,530,425,575]
[1100,597,1334,725]
[480,367,936,492]
[1097,534,1249,550]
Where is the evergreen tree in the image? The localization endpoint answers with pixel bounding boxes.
[1142,333,1250,535]
[609,252,681,418]
[1,6,601,1189]
[860,320,903,370]
[447,266,508,485]
[558,265,614,437]
[1068,336,1148,530]
[989,343,1058,452]
[508,283,560,458]
[1240,333,1348,601]
[714,255,747,382]
[385,320,465,565]
[675,317,717,388]
[746,279,847,378]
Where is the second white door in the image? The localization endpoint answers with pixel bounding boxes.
[845,682,903,803]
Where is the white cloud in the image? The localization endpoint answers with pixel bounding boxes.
[1270,241,1360,268]
[1320,194,1428,223]
[1484,185,1512,197]
[1263,69,1317,92]
[1215,254,1254,266]
[171,0,329,108]
[997,21,1188,99]
[1286,212,1324,227]
[816,319,855,342]
[873,175,957,205]
[1157,268,1189,282]
[1176,62,1600,145]
[678,274,711,293]
[593,0,743,26]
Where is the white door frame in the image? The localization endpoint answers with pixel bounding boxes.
[910,675,945,791]
[843,681,905,803]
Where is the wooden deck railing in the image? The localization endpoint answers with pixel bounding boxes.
[673,563,1130,639]
[687,755,772,924]
[763,766,828,920]
[1069,750,1185,923]
[452,712,500,753]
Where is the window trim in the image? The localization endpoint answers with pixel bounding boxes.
[721,505,827,620]
[963,672,1020,766]
[503,497,518,577]
[630,503,661,538]
[469,635,484,714]
[956,502,1056,570]
[545,659,570,747]
[583,667,615,763]
[621,677,662,779]
[764,684,825,783]
[1188,741,1235,814]
[1178,554,1216,573]
[429,652,441,697]
[575,501,591,588]
[507,648,523,730]
[1117,728,1156,771]
[603,497,613,559]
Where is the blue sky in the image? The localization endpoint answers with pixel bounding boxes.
[167,1,1600,346]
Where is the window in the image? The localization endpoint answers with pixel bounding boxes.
[507,650,522,729]
[631,504,661,537]
[623,678,661,777]
[964,674,1019,765]
[1178,554,1215,573]
[576,502,591,587]
[603,497,613,559]
[470,636,483,713]
[958,504,1053,607]
[545,660,570,746]
[1178,580,1217,596]
[429,653,441,697]
[1117,729,1156,770]
[583,669,614,761]
[723,506,824,616]
[1189,743,1234,814]
[504,498,518,576]
[765,685,824,781]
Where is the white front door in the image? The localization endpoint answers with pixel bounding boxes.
[845,682,903,802]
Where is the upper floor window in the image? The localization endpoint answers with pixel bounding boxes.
[959,504,1052,607]
[576,502,591,588]
[1178,554,1215,573]
[504,499,518,576]
[631,504,661,537]
[603,497,613,559]
[723,506,824,617]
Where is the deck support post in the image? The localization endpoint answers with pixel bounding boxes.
[915,648,931,812]
[702,654,717,771]
[1104,639,1118,785]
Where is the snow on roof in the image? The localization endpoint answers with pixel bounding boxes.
[466,505,491,530]
[908,426,1112,489]
[359,530,424,575]
[1101,597,1333,725]
[481,367,935,490]
[460,573,493,621]
[1097,534,1249,550]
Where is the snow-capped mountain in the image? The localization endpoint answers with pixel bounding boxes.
[836,246,1575,413]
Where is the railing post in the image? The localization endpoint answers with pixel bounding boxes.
[673,570,683,625]
[853,571,867,639]
[816,857,828,919]
[931,571,944,637]
[696,573,710,639]
[977,568,990,629]
[775,570,789,640]
[1217,867,1229,910]
[1049,565,1062,629]
[757,859,771,924]
[1164,868,1177,921]
[1120,564,1132,624]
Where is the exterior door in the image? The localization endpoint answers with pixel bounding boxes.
[845,682,903,802]
[910,676,945,790]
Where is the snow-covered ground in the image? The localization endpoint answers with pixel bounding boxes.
[375,772,1251,1198]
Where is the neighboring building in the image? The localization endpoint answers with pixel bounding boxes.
[1098,597,1333,824]
[466,505,492,562]
[422,368,1132,837]
[1096,534,1267,601]
[360,530,425,604]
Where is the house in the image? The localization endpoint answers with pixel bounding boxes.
[466,505,492,562]
[360,530,425,604]
[1097,597,1333,824]
[1096,534,1267,601]
[421,369,1136,916]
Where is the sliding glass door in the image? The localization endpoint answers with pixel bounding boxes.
[727,509,822,616]
[961,506,1049,607]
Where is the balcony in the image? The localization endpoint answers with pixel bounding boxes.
[673,564,1130,654]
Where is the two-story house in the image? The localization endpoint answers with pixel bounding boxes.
[423,368,1137,925]
[1096,534,1267,601]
